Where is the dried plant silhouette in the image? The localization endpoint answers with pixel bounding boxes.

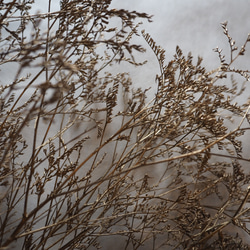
[1,1,250,249]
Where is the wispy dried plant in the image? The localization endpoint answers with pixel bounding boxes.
[0,1,250,249]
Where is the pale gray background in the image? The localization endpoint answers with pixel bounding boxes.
[3,1,250,248]
[33,0,250,90]
[109,0,250,93]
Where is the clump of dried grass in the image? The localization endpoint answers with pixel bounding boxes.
[0,1,250,249]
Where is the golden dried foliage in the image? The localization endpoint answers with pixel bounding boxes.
[0,1,250,249]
